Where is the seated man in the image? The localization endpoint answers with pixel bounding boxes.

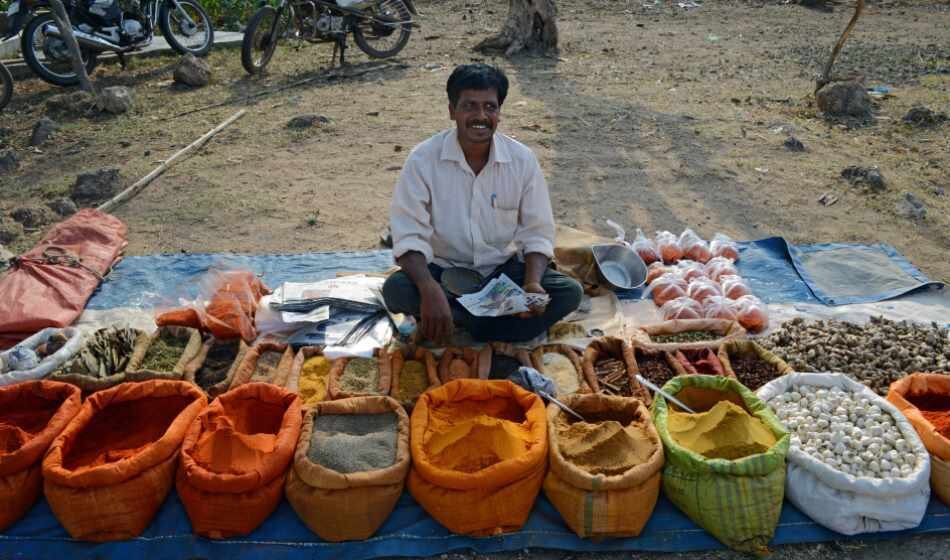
[383,63,583,343]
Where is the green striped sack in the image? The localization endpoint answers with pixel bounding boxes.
[651,374,789,555]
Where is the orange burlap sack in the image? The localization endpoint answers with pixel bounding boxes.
[390,348,440,408]
[286,396,410,541]
[177,383,302,538]
[229,340,295,389]
[887,373,950,505]
[544,394,664,538]
[408,379,548,536]
[42,380,206,541]
[0,381,81,531]
[156,271,270,342]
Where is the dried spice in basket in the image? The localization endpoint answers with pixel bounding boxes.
[141,331,188,372]
[341,358,382,395]
[594,358,630,396]
[651,331,719,344]
[195,339,240,389]
[251,350,284,382]
[636,350,677,388]
[395,360,429,403]
[728,354,782,391]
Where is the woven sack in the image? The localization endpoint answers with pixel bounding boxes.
[632,319,746,352]
[229,340,295,389]
[126,326,203,382]
[328,348,393,399]
[42,380,206,541]
[0,381,81,531]
[183,337,249,398]
[530,344,591,395]
[286,396,410,541]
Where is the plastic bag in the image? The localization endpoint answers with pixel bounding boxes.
[0,328,83,387]
[156,270,270,342]
[659,297,703,321]
[646,262,671,285]
[704,256,738,282]
[686,277,723,304]
[735,295,768,333]
[710,233,739,261]
[655,231,683,264]
[632,229,660,264]
[676,260,707,283]
[720,274,752,300]
[648,273,688,307]
[678,229,712,263]
[702,296,738,321]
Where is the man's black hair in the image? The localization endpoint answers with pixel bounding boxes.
[446,64,509,108]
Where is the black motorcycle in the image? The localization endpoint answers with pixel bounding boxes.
[241,0,416,75]
[2,0,214,87]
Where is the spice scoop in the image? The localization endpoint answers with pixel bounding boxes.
[636,374,697,414]
[507,366,585,421]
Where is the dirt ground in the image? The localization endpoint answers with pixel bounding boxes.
[0,0,948,282]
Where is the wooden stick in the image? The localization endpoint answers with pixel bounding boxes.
[172,62,407,119]
[98,109,247,213]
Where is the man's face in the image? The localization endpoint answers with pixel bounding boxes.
[449,88,501,146]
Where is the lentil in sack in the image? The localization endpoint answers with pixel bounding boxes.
[328,348,393,399]
[177,383,301,538]
[408,379,548,536]
[42,380,206,541]
[229,340,294,389]
[544,393,664,538]
[285,396,410,541]
[125,326,203,382]
[184,337,249,398]
[0,381,81,531]
[390,347,439,408]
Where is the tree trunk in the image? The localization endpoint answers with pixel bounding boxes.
[47,0,96,93]
[475,0,558,57]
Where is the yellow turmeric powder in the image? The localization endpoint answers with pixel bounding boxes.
[668,400,776,460]
[299,355,331,405]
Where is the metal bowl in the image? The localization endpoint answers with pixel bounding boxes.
[592,243,647,290]
[440,267,485,297]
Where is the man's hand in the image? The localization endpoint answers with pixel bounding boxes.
[419,280,455,342]
[518,281,548,318]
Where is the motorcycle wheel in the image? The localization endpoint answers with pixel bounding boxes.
[352,0,412,59]
[20,14,99,88]
[241,6,281,75]
[0,62,12,110]
[159,0,214,57]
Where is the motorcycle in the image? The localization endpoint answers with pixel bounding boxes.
[2,0,214,87]
[241,0,416,75]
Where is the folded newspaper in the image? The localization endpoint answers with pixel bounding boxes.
[456,274,551,317]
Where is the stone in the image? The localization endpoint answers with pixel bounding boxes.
[784,136,805,152]
[933,186,946,197]
[29,117,59,147]
[47,197,79,216]
[287,114,331,129]
[71,168,123,205]
[173,54,211,88]
[816,81,871,118]
[841,166,886,192]
[10,205,56,229]
[46,90,96,115]
[0,243,13,263]
[0,149,18,174]
[894,192,926,221]
[903,106,947,127]
[97,86,133,114]
[0,216,23,244]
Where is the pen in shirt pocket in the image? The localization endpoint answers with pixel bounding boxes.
[491,193,497,208]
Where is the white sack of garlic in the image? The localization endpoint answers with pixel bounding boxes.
[757,372,931,535]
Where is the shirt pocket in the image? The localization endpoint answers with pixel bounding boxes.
[485,205,519,247]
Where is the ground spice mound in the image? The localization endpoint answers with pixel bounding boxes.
[299,355,331,405]
[196,339,240,389]
[542,352,579,394]
[669,400,776,460]
[396,360,428,403]
[340,358,381,394]
[728,354,780,390]
[251,350,284,382]
[424,397,532,474]
[308,412,398,473]
[142,330,187,371]
[556,416,654,476]
[489,354,523,380]
[908,393,950,438]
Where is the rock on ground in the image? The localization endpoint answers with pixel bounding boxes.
[46,90,96,116]
[894,192,926,221]
[0,216,24,244]
[30,117,59,147]
[47,198,79,217]
[783,136,805,152]
[71,168,124,205]
[173,54,212,87]
[841,165,886,192]
[816,81,871,117]
[903,106,947,127]
[0,149,18,174]
[287,114,332,129]
[97,86,134,114]
[10,205,56,229]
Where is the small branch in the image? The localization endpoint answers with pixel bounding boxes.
[816,0,865,93]
[171,62,407,119]
[97,109,247,213]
